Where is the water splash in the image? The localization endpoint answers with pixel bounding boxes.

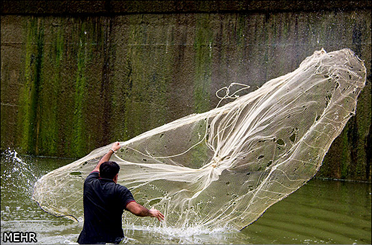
[1,149,38,197]
[122,224,239,244]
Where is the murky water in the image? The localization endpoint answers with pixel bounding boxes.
[1,150,371,244]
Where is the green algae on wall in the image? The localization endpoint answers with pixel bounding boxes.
[71,22,89,157]
[193,15,213,113]
[17,18,45,155]
[36,18,65,156]
[12,17,120,158]
[111,15,171,142]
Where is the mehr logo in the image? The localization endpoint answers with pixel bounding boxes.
[2,232,37,243]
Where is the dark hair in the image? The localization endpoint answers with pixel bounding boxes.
[99,161,120,179]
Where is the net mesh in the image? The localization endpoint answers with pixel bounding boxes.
[32,48,366,230]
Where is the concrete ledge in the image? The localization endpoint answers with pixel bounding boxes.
[2,0,371,15]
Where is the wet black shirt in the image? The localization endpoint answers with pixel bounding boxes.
[77,172,135,244]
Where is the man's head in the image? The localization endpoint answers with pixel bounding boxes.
[99,161,120,180]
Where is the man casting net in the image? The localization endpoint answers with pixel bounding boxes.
[33,48,366,230]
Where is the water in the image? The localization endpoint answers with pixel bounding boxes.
[1,150,371,244]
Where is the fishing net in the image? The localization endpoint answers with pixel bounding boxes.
[32,48,366,230]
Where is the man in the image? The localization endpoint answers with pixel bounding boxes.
[78,142,164,244]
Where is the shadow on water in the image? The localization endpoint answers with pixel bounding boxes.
[1,150,371,244]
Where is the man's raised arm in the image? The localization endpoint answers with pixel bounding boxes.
[92,142,121,172]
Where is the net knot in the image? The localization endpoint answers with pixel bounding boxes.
[211,156,223,168]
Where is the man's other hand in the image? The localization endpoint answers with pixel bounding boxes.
[149,208,165,222]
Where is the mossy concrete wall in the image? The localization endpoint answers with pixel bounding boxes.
[1,1,371,181]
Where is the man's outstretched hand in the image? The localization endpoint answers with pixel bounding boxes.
[149,208,165,222]
[126,202,165,221]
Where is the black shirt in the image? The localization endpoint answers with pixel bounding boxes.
[77,171,135,244]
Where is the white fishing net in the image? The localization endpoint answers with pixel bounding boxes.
[32,48,366,230]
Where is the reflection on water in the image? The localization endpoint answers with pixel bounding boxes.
[244,180,371,244]
[1,150,371,244]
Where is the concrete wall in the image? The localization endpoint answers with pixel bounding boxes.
[1,1,371,180]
